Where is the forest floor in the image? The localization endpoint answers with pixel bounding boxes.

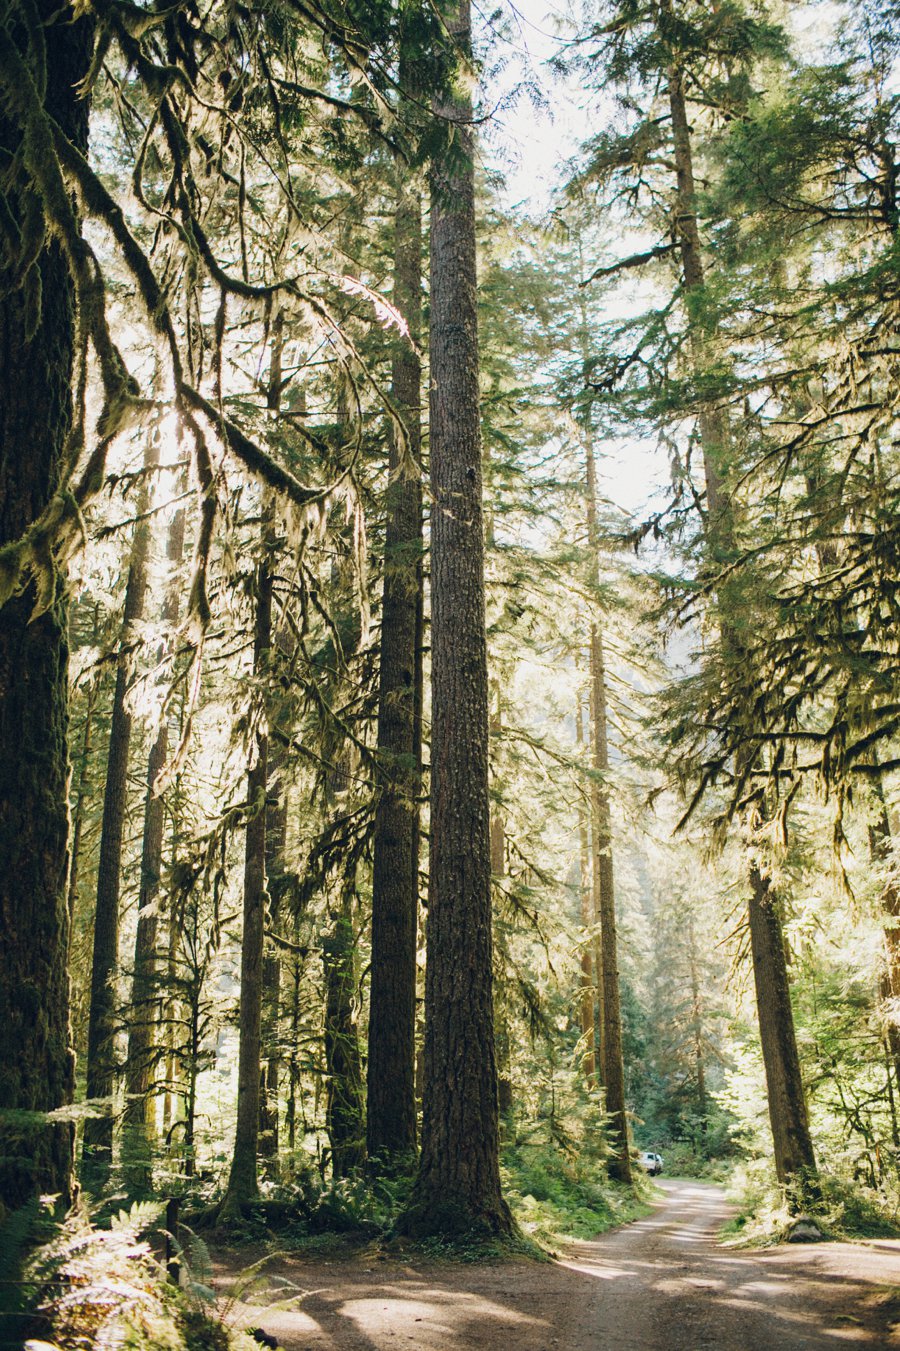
[211,1179,900,1350]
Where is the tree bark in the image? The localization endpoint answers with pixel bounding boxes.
[257,314,286,1172]
[367,148,424,1168]
[867,796,900,1097]
[401,0,513,1237]
[490,691,514,1117]
[67,669,100,931]
[324,895,365,1177]
[0,2,92,1214]
[84,438,159,1180]
[584,440,631,1183]
[748,868,818,1192]
[576,695,596,1089]
[667,61,731,527]
[219,517,272,1218]
[123,498,186,1192]
[259,755,287,1167]
[687,918,708,1126]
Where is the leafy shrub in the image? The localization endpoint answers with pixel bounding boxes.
[17,1201,261,1350]
[816,1174,900,1239]
[660,1141,732,1180]
[724,1160,900,1244]
[502,1143,648,1243]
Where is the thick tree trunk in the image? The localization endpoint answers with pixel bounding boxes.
[0,0,92,1215]
[123,500,186,1192]
[748,868,818,1193]
[219,527,272,1218]
[584,441,631,1183]
[84,439,159,1180]
[666,58,817,1199]
[401,0,512,1237]
[367,155,424,1168]
[162,820,181,1139]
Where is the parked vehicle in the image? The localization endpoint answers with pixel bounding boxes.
[638,1151,664,1176]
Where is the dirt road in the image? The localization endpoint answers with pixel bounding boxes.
[216,1180,900,1349]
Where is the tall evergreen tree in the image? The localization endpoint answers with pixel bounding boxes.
[571,0,817,1199]
[584,435,632,1183]
[401,0,513,1236]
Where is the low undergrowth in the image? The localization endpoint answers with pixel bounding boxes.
[198,1139,652,1262]
[654,1141,733,1182]
[723,1161,900,1246]
[3,1198,263,1350]
[502,1142,652,1245]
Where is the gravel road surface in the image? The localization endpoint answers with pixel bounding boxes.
[215,1179,900,1349]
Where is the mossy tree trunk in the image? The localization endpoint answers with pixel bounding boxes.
[0,0,92,1216]
[748,869,818,1192]
[867,795,900,1099]
[489,692,514,1118]
[258,314,286,1174]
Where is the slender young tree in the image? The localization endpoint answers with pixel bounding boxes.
[84,439,159,1180]
[0,0,92,1214]
[259,747,287,1168]
[401,0,513,1237]
[576,696,597,1089]
[573,0,817,1198]
[123,494,186,1192]
[219,503,273,1219]
[584,435,631,1183]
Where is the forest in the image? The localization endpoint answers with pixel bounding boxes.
[1,0,900,1344]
